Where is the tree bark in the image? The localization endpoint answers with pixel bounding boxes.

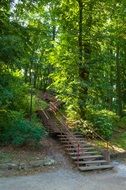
[78,0,83,64]
[116,45,123,116]
[78,0,92,119]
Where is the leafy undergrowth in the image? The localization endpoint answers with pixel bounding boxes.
[31,94,49,111]
[110,131,126,151]
[91,130,126,153]
[110,117,126,151]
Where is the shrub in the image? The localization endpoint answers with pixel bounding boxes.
[0,71,29,113]
[72,119,94,136]
[86,109,119,140]
[118,116,126,129]
[0,111,46,146]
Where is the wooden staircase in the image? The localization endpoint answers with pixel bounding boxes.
[57,133,113,171]
[37,107,113,172]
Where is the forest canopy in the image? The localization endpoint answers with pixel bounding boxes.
[0,0,126,145]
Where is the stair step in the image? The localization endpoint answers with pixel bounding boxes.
[73,133,83,136]
[61,141,88,145]
[68,151,98,155]
[60,140,86,143]
[58,134,83,138]
[71,155,103,160]
[66,147,95,151]
[79,164,113,171]
[75,160,108,164]
[59,137,85,140]
[64,144,92,147]
[57,134,68,136]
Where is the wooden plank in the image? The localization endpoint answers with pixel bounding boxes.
[66,147,94,151]
[79,165,113,171]
[60,140,87,143]
[64,144,92,148]
[71,155,103,160]
[58,134,83,138]
[68,151,98,155]
[60,137,85,140]
[75,160,107,164]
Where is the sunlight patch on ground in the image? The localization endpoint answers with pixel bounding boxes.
[112,145,125,153]
[90,140,126,153]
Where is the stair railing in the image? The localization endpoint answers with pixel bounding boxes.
[49,103,81,168]
[78,122,115,162]
[49,102,116,162]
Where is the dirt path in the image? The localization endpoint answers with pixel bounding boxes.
[0,136,126,190]
[0,137,74,177]
[0,162,126,190]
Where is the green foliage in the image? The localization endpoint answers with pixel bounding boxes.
[86,109,119,139]
[26,94,49,113]
[117,116,126,129]
[111,131,126,150]
[72,119,94,136]
[0,111,46,146]
[0,35,24,64]
[0,70,29,113]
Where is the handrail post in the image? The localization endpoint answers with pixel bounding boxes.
[107,142,110,162]
[104,141,110,162]
[77,144,80,168]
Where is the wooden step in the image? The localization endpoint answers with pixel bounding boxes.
[61,142,91,147]
[57,134,68,136]
[71,155,103,160]
[58,134,83,138]
[75,160,108,165]
[68,151,98,155]
[64,144,92,148]
[60,139,87,144]
[66,147,95,151]
[73,133,84,136]
[59,137,85,140]
[79,164,113,171]
[60,140,86,143]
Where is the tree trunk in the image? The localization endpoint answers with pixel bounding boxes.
[78,0,92,119]
[116,45,123,116]
[78,0,83,64]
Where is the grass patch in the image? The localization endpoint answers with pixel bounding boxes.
[91,131,126,152]
[111,131,126,150]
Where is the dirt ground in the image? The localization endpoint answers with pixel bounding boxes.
[0,161,126,190]
[0,136,126,190]
[0,137,74,177]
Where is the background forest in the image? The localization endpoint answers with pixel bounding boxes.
[0,0,126,147]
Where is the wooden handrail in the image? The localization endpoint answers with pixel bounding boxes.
[49,102,115,153]
[40,103,80,149]
[81,123,115,152]
[48,105,81,167]
[41,109,50,120]
[51,109,81,146]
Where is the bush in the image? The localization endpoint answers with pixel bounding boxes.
[72,119,94,136]
[26,95,49,113]
[0,71,29,113]
[0,111,46,146]
[86,109,119,140]
[118,116,126,129]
